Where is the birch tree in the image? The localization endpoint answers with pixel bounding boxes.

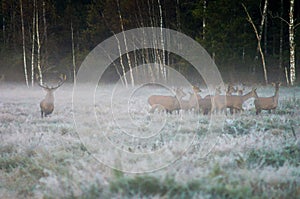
[31,0,36,86]
[36,3,43,84]
[158,0,166,79]
[20,0,29,86]
[95,1,128,86]
[242,1,268,85]
[273,0,299,85]
[289,0,296,85]
[116,0,134,87]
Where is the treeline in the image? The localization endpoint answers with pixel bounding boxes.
[0,0,299,85]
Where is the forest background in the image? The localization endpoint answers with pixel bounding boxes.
[0,0,299,86]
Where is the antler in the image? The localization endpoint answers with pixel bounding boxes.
[37,75,50,89]
[50,74,66,89]
[38,74,66,90]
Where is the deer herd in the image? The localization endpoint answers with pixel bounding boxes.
[147,82,281,115]
[37,73,280,118]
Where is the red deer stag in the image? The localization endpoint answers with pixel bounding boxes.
[38,75,66,118]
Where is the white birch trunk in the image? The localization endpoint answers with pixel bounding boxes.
[20,0,29,86]
[158,0,166,79]
[289,0,296,85]
[115,33,128,87]
[117,0,134,87]
[31,0,36,86]
[36,5,43,84]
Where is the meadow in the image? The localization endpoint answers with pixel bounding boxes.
[0,83,300,198]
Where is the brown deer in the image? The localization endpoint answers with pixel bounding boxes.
[148,88,186,114]
[225,88,258,114]
[211,86,226,114]
[38,75,66,118]
[228,84,245,114]
[182,86,213,115]
[254,82,281,115]
[198,97,212,115]
[212,87,257,115]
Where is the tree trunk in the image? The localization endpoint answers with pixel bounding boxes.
[31,0,36,86]
[289,0,296,85]
[242,2,268,85]
[114,32,128,87]
[36,5,43,84]
[20,0,29,87]
[158,0,166,79]
[71,21,76,84]
[116,0,134,87]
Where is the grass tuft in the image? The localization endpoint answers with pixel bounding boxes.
[246,144,300,168]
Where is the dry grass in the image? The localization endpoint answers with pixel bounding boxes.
[0,83,300,198]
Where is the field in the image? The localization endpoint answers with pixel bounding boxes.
[1,83,300,198]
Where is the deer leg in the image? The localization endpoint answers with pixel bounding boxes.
[256,109,260,115]
[41,111,44,118]
[224,108,227,116]
[204,108,209,115]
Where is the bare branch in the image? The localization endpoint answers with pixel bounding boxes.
[242,4,260,41]
[295,22,300,29]
[269,11,289,25]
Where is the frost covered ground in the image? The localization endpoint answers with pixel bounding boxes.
[0,83,300,198]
